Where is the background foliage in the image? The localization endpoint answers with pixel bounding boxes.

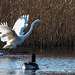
[0,0,75,49]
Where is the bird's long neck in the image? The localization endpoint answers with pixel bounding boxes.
[23,19,41,39]
[32,53,36,62]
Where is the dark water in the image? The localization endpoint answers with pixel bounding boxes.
[0,48,75,75]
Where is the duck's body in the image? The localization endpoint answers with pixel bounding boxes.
[23,62,39,70]
[22,53,39,70]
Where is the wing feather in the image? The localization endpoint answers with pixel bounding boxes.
[0,23,20,43]
[12,15,29,36]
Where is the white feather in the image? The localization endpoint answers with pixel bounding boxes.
[12,15,29,36]
[0,15,29,49]
[0,15,42,50]
[22,64,35,70]
[0,22,21,49]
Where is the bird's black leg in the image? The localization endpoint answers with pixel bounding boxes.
[2,48,10,55]
[1,49,3,53]
[0,49,3,56]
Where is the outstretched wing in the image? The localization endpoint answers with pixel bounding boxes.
[0,22,20,43]
[0,22,10,42]
[12,15,29,36]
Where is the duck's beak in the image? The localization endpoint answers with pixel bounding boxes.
[42,21,48,24]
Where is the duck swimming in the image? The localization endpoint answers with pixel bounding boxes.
[22,53,39,70]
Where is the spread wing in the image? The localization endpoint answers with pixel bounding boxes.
[0,22,20,43]
[12,15,29,36]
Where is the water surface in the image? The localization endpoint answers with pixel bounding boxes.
[0,48,75,75]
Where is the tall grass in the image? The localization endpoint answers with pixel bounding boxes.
[0,0,75,49]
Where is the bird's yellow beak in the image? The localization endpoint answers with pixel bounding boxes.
[42,21,48,24]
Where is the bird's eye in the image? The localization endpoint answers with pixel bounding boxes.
[0,32,1,34]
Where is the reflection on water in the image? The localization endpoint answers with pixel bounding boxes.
[0,48,75,75]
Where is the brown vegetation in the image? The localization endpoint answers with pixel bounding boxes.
[0,0,75,49]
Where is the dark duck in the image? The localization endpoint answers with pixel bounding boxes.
[22,53,39,70]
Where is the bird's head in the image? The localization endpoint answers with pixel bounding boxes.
[42,21,48,24]
[36,19,48,24]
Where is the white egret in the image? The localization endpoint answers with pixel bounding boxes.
[0,15,43,50]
